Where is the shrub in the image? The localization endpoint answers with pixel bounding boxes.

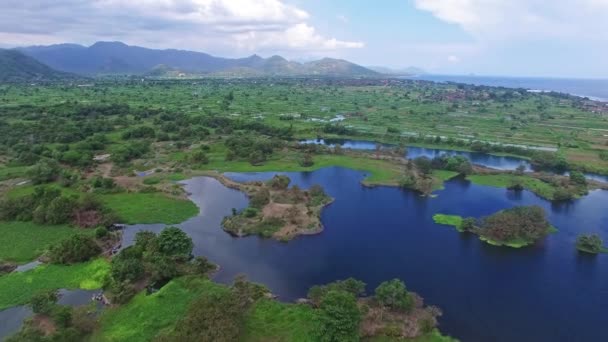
[111,256,145,282]
[268,175,291,190]
[95,226,109,238]
[576,234,604,253]
[375,279,413,312]
[48,235,101,264]
[243,207,258,218]
[157,226,194,257]
[308,278,366,306]
[30,290,58,314]
[569,170,587,185]
[249,188,270,208]
[316,290,361,342]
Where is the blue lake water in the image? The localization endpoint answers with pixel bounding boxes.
[0,289,99,340]
[405,75,608,102]
[122,168,608,342]
[301,138,608,183]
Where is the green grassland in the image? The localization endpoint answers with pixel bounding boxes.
[467,174,559,199]
[101,192,199,224]
[2,80,607,172]
[242,299,319,342]
[92,277,226,342]
[0,258,109,310]
[0,221,93,263]
[432,214,464,231]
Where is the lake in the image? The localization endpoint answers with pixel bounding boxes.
[122,168,608,342]
[0,289,100,340]
[301,138,608,183]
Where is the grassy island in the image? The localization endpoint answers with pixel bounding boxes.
[221,175,333,240]
[433,206,556,248]
[576,234,608,254]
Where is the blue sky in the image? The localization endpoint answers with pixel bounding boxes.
[0,0,606,78]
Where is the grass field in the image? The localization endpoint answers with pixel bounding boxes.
[432,214,464,231]
[243,299,319,342]
[0,258,109,310]
[101,192,199,224]
[365,330,458,342]
[203,151,405,186]
[92,277,227,342]
[0,221,92,264]
[466,174,557,199]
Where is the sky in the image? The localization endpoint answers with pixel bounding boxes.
[0,0,607,78]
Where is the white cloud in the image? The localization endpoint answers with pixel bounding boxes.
[414,0,608,41]
[337,15,349,24]
[447,55,460,63]
[0,0,363,55]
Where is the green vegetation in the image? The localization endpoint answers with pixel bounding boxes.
[433,206,555,248]
[222,175,333,240]
[93,277,223,342]
[365,330,458,342]
[0,258,109,310]
[432,214,464,231]
[576,234,608,254]
[48,234,101,264]
[243,299,319,342]
[0,221,90,263]
[101,192,199,224]
[0,49,75,82]
[466,174,587,201]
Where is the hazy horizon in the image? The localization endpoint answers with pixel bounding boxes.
[1,0,607,78]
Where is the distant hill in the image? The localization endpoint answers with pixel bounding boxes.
[0,49,75,82]
[19,41,379,77]
[368,66,427,76]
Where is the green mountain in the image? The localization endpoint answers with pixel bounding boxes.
[0,49,74,82]
[20,41,379,78]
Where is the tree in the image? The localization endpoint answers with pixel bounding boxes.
[111,256,145,282]
[250,188,270,208]
[300,152,314,167]
[30,290,58,314]
[308,278,366,306]
[414,157,432,175]
[268,175,291,190]
[569,170,587,186]
[317,290,361,342]
[480,205,550,243]
[27,159,60,184]
[189,150,209,164]
[375,279,413,312]
[157,226,194,257]
[576,234,604,253]
[48,235,101,264]
[460,217,477,232]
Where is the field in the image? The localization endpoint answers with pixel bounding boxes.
[2,79,608,172]
[101,192,199,224]
[0,221,92,263]
[0,258,109,310]
[92,277,226,342]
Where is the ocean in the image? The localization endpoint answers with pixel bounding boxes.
[406,74,608,102]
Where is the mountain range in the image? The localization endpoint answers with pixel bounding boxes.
[17,41,380,77]
[0,49,76,82]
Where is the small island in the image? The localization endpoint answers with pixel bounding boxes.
[433,205,557,248]
[222,175,333,241]
[576,234,608,254]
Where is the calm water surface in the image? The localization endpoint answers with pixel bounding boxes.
[301,138,608,183]
[0,289,99,340]
[405,75,608,102]
[122,168,608,342]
